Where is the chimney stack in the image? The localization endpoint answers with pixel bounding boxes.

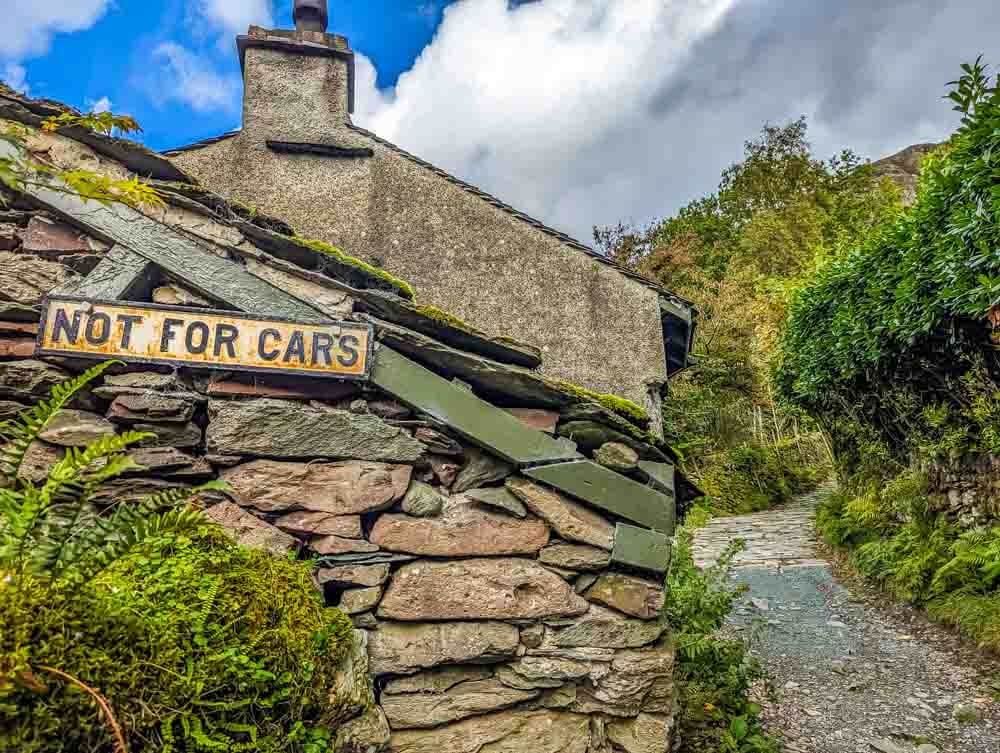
[293,0,329,33]
[236,0,355,144]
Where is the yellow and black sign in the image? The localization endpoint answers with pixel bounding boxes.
[36,297,373,380]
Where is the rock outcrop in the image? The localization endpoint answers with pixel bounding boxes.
[871,143,940,205]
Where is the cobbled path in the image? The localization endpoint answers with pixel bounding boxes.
[693,485,1000,753]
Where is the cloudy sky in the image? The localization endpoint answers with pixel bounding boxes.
[4,0,997,242]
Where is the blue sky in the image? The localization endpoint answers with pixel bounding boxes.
[4,1,998,241]
[8,1,448,152]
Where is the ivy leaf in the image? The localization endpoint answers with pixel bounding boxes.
[730,716,750,741]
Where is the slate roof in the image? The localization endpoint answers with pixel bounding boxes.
[162,127,695,312]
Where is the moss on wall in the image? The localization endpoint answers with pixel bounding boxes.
[549,377,649,423]
[412,304,485,335]
[295,236,415,300]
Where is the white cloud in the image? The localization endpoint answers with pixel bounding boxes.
[353,54,393,126]
[87,96,113,113]
[353,0,1000,242]
[194,0,274,38]
[153,42,240,113]
[145,1,273,113]
[2,63,29,94]
[0,0,112,95]
[0,0,111,61]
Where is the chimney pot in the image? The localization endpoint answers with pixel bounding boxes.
[294,0,329,33]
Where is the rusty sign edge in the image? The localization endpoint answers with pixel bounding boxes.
[35,295,376,382]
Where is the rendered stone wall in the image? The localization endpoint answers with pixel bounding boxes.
[1,108,680,751]
[169,51,669,408]
[1,176,678,752]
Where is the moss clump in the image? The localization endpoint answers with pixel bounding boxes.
[411,307,541,359]
[412,304,486,335]
[550,378,649,423]
[296,237,415,300]
[1,526,354,753]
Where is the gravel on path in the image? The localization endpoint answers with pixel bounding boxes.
[693,486,1000,753]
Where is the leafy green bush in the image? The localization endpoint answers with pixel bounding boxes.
[777,59,1000,460]
[0,361,215,585]
[0,362,355,752]
[2,529,354,753]
[665,530,780,753]
[696,441,820,516]
[817,473,1000,649]
[778,59,1000,650]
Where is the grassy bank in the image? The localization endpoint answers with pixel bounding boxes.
[816,472,1000,650]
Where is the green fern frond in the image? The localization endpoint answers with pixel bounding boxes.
[0,487,31,565]
[73,508,208,582]
[36,457,143,577]
[106,480,227,533]
[73,482,225,581]
[0,361,119,482]
[40,432,151,507]
[0,484,46,572]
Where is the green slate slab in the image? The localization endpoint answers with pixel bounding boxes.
[524,460,675,534]
[612,523,672,575]
[637,461,676,499]
[371,345,580,466]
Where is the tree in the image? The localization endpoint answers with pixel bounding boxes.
[0,112,163,209]
[594,117,900,514]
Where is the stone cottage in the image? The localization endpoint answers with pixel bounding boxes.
[0,82,688,751]
[164,1,696,432]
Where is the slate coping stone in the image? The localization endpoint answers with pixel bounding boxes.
[611,523,672,575]
[371,346,580,467]
[524,460,675,534]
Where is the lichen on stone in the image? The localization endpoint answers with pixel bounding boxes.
[548,378,649,424]
[295,236,416,300]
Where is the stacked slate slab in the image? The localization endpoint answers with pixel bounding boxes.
[0,85,698,753]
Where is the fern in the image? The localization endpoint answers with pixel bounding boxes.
[78,503,213,581]
[3,431,156,577]
[0,362,226,583]
[0,360,119,481]
[52,482,226,584]
[933,527,1000,595]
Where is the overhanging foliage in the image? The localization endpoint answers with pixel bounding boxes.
[777,59,1000,452]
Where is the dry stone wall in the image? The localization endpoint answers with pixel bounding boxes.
[0,355,678,753]
[0,134,680,752]
[926,454,1000,526]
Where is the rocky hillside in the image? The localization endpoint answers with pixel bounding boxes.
[871,143,941,204]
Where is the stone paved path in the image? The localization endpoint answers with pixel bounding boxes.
[693,485,1000,753]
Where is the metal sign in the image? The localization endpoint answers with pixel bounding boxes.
[36,297,373,380]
